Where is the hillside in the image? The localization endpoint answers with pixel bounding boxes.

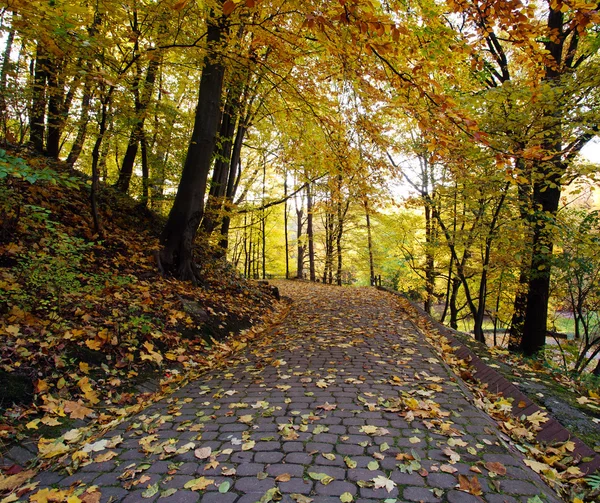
[0,148,279,456]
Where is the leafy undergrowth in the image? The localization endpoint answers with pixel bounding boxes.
[0,149,280,463]
[395,297,600,502]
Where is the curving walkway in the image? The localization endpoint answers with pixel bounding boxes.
[31,281,562,503]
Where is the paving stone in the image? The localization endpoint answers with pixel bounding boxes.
[402,486,442,502]
[199,493,237,503]
[499,479,542,495]
[235,463,265,476]
[234,476,276,493]
[426,472,457,488]
[278,477,313,494]
[446,489,485,503]
[100,487,130,503]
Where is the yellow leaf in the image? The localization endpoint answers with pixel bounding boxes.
[41,416,62,427]
[37,438,70,459]
[0,469,36,492]
[523,459,551,474]
[183,477,214,491]
[26,419,41,430]
[79,362,90,374]
[85,339,102,351]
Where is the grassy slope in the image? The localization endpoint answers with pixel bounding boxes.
[0,149,277,454]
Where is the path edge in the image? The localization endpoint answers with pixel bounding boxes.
[377,286,600,476]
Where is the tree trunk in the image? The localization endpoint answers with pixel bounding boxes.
[115,57,159,194]
[520,162,562,354]
[159,12,227,281]
[449,276,461,330]
[140,129,149,207]
[364,198,375,286]
[90,86,114,238]
[424,203,435,314]
[296,206,304,279]
[307,182,315,282]
[30,43,48,153]
[45,56,65,159]
[0,23,15,138]
[284,174,290,279]
[66,81,92,167]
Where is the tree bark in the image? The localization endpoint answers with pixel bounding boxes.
[115,57,159,194]
[306,182,315,282]
[0,23,15,138]
[30,43,48,153]
[159,11,227,281]
[364,198,375,286]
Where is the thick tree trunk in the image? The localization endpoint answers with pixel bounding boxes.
[30,43,48,153]
[45,57,64,159]
[521,163,562,354]
[159,12,227,281]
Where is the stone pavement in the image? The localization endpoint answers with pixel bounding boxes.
[30,281,562,502]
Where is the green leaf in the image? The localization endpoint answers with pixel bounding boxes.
[218,481,231,493]
[142,483,159,498]
[340,492,353,502]
[367,461,379,471]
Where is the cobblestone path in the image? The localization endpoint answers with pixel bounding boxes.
[33,281,562,503]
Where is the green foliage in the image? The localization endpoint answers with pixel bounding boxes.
[9,209,95,312]
[585,473,600,491]
[0,149,80,188]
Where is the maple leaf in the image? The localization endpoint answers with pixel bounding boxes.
[458,475,482,496]
[371,475,396,493]
[64,400,94,419]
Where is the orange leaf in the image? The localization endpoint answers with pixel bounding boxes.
[64,400,94,420]
[223,0,236,15]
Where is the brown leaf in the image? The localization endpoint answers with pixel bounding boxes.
[458,475,482,496]
[484,461,507,476]
[275,473,291,482]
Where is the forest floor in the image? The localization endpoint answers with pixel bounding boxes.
[0,149,280,469]
[1,281,598,502]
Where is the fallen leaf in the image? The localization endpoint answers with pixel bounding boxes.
[371,475,396,493]
[484,461,507,476]
[0,469,36,491]
[183,477,215,491]
[194,447,212,459]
